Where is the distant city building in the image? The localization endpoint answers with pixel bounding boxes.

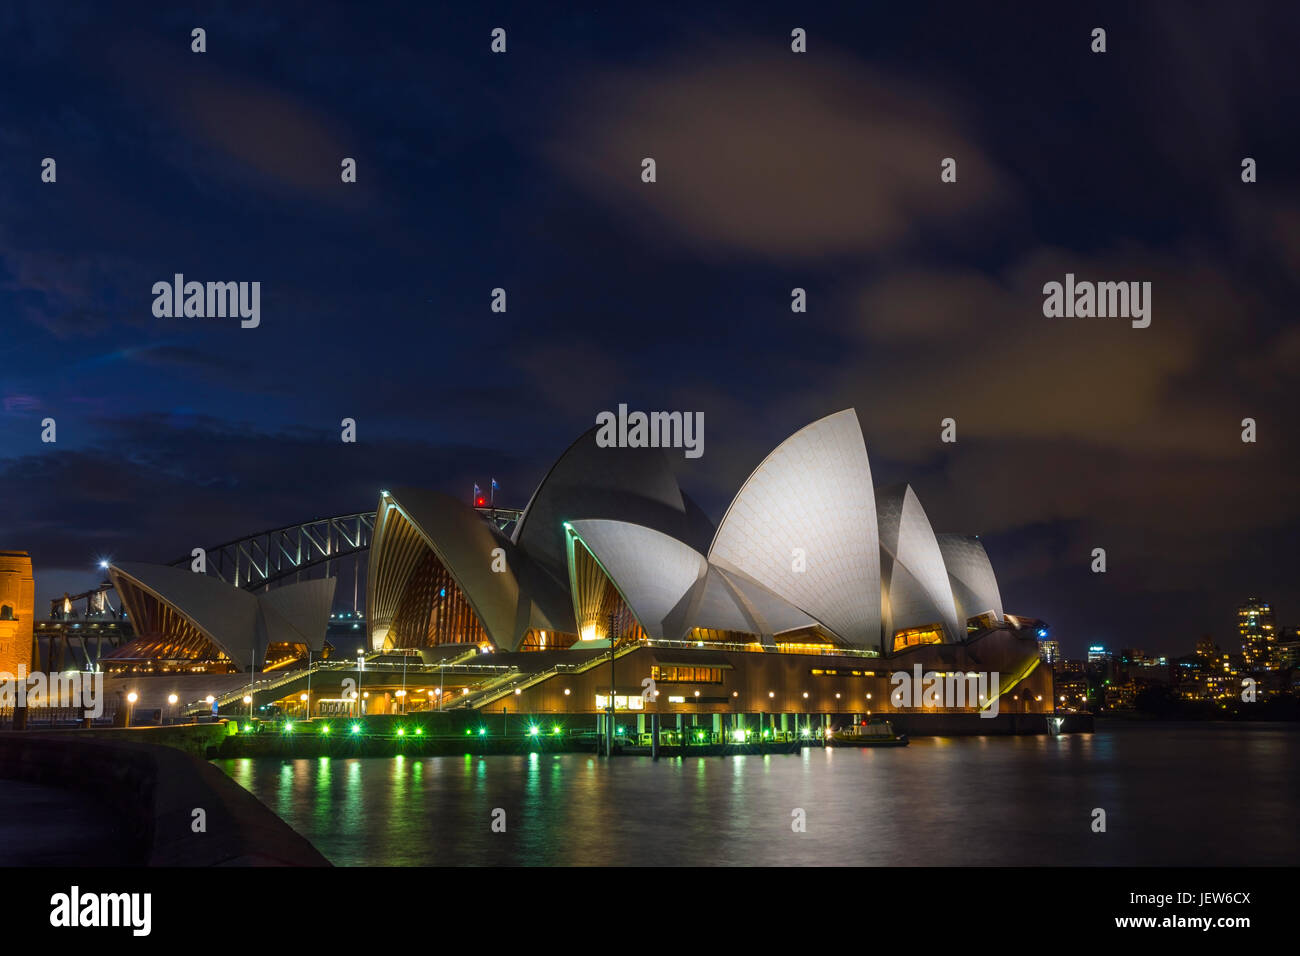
[1278,635,1300,670]
[1054,672,1089,710]
[1087,644,1111,665]
[1038,638,1060,665]
[0,551,35,676]
[1114,647,1171,684]
[1176,645,1242,704]
[1238,598,1278,670]
[1104,679,1137,711]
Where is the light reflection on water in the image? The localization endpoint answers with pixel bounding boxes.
[216,723,1299,866]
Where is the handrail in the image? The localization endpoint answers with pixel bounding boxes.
[445,667,524,709]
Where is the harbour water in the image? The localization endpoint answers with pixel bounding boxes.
[217,722,1299,866]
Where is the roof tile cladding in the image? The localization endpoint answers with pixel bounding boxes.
[936,534,1004,623]
[711,567,816,636]
[706,409,882,648]
[687,564,759,634]
[875,485,962,644]
[685,564,815,638]
[257,576,337,652]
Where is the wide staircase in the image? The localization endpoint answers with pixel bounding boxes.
[460,642,642,710]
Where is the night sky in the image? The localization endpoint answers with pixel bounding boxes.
[3,2,1298,659]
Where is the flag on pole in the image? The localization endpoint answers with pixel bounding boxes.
[490,479,499,505]
[473,483,484,507]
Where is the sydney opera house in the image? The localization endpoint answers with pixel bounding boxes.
[97,410,1053,725]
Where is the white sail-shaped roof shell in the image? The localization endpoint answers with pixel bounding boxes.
[512,428,711,592]
[936,534,1004,624]
[706,566,817,637]
[688,565,757,634]
[565,520,706,641]
[564,521,817,642]
[109,562,337,667]
[110,562,261,664]
[258,577,337,653]
[707,409,881,647]
[875,485,962,644]
[368,488,555,652]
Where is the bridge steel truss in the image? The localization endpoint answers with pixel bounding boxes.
[166,511,377,591]
[163,507,522,593]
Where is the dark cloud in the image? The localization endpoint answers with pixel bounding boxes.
[546,46,1010,261]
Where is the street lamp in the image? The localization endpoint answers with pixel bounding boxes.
[243,694,253,722]
[167,693,178,725]
[356,648,365,717]
[126,691,138,727]
[300,692,309,719]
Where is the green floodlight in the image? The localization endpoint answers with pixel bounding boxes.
[243,724,253,733]
[351,723,361,734]
[465,728,472,735]
[552,725,562,735]
[415,727,424,736]
[320,724,331,734]
[478,727,486,736]
[528,725,539,736]
[396,727,406,736]
[284,722,294,733]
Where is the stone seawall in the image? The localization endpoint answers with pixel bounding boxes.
[0,733,330,866]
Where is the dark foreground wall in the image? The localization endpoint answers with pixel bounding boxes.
[32,722,233,758]
[0,733,329,866]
